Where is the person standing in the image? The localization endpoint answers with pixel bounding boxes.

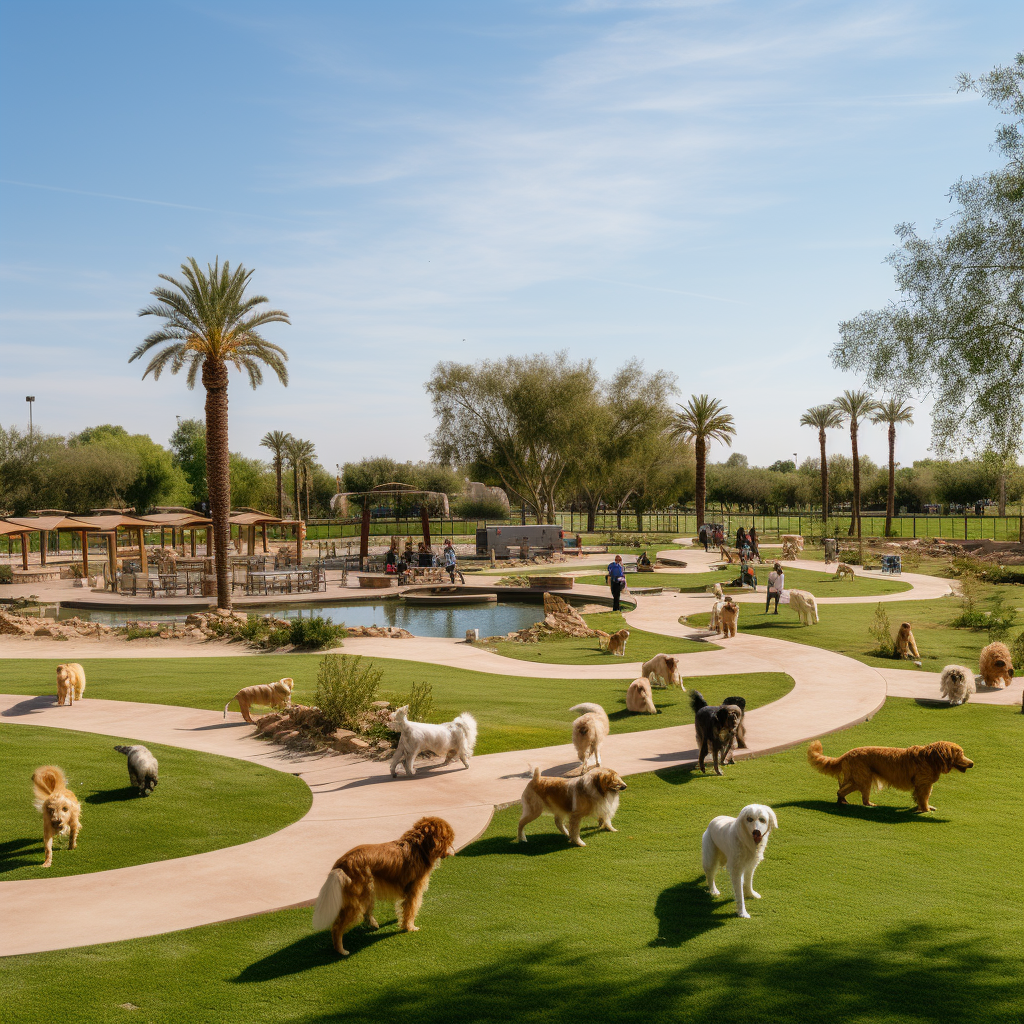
[699,523,710,551]
[766,561,784,614]
[748,525,760,561]
[608,554,626,611]
[443,539,458,583]
[736,526,748,552]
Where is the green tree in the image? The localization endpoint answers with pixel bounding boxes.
[260,429,293,519]
[286,437,317,521]
[131,258,290,610]
[668,395,736,529]
[169,418,207,506]
[800,404,844,524]
[869,398,915,536]
[833,391,880,538]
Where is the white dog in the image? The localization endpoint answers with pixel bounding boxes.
[388,706,478,777]
[939,664,976,707]
[570,702,609,770]
[702,803,779,919]
[787,589,819,625]
[709,599,728,634]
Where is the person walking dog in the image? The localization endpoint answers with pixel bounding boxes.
[766,561,784,614]
[608,554,627,611]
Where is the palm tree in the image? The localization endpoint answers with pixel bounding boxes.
[833,390,879,539]
[286,437,316,521]
[669,395,736,530]
[870,397,914,537]
[799,404,844,526]
[260,429,293,519]
[131,258,289,610]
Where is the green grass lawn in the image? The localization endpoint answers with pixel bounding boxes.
[0,656,786,757]
[483,610,712,665]
[0,724,310,881]
[4,698,1018,1024]
[576,565,912,598]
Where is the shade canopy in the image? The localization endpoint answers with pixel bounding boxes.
[4,515,89,532]
[141,512,213,528]
[229,510,284,526]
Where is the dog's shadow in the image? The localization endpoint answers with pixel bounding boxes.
[188,721,252,731]
[458,830,596,858]
[85,786,140,805]
[0,837,44,874]
[234,924,396,981]
[650,878,729,946]
[775,799,949,823]
[1,695,60,717]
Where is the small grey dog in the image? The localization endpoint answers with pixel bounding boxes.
[114,744,159,796]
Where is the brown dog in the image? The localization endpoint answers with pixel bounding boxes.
[570,702,609,768]
[33,765,81,867]
[311,816,456,956]
[807,739,973,812]
[516,766,627,846]
[690,691,744,775]
[642,653,683,689]
[626,677,656,714]
[56,663,86,706]
[597,628,629,657]
[719,600,739,638]
[895,623,921,661]
[979,641,1014,688]
[224,677,295,723]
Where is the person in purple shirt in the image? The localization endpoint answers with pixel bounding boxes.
[608,554,626,610]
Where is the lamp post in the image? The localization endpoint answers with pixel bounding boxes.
[793,452,798,468]
[26,396,35,439]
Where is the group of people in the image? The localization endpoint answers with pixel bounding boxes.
[384,538,463,584]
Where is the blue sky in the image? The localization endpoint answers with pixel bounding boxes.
[1,1,1020,476]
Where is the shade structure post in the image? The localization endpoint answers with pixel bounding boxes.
[206,527,212,556]
[39,530,47,566]
[191,529,197,557]
[21,534,29,570]
[106,533,116,589]
[138,528,148,574]
[160,527,166,549]
[296,522,303,565]
[421,505,431,553]
[360,504,371,569]
[81,531,89,580]
[248,525,256,555]
[262,523,268,553]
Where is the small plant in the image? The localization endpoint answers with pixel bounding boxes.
[315,655,383,730]
[1009,629,1024,673]
[289,615,346,649]
[239,614,274,645]
[402,680,434,723]
[986,592,1018,642]
[125,625,162,641]
[265,625,292,648]
[957,571,982,614]
[498,575,531,587]
[0,565,12,584]
[868,602,895,657]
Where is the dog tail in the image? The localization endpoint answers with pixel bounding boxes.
[455,712,478,753]
[113,745,132,757]
[223,700,232,719]
[689,690,708,713]
[530,766,542,784]
[722,696,746,711]
[312,867,350,930]
[32,765,66,806]
[569,702,603,718]
[806,740,842,776]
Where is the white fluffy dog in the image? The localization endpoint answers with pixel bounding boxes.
[939,664,976,706]
[388,706,478,777]
[702,803,779,919]
[570,702,609,769]
[787,589,819,625]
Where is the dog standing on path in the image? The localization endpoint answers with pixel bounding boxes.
[56,663,86,706]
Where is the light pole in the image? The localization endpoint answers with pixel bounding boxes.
[26,396,35,439]
[793,452,798,468]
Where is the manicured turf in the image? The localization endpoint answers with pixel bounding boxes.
[576,565,912,597]
[684,595,1024,674]
[0,657,787,756]
[484,610,712,665]
[4,699,1018,1023]
[0,724,311,881]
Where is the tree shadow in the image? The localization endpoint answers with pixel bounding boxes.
[650,878,728,946]
[85,786,139,804]
[774,799,948,823]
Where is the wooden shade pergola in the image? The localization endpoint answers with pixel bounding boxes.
[66,513,162,584]
[3,515,98,575]
[140,511,213,558]
[229,509,303,561]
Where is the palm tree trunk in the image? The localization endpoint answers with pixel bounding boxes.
[695,437,707,530]
[849,425,860,538]
[587,501,596,532]
[304,468,310,521]
[275,457,283,519]
[818,429,829,524]
[202,358,231,611]
[292,463,299,520]
[886,422,896,537]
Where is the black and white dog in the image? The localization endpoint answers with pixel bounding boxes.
[114,744,159,796]
[690,691,745,776]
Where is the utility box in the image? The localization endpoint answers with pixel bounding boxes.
[475,525,564,558]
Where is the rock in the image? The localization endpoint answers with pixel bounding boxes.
[274,729,300,745]
[190,629,205,639]
[370,700,391,708]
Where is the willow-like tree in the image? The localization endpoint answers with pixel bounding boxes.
[870,398,914,537]
[669,395,735,530]
[800,404,844,525]
[131,258,289,610]
[260,429,293,519]
[833,390,879,539]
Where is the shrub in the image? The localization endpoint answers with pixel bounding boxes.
[125,625,161,641]
[289,615,346,649]
[868,602,895,657]
[315,655,382,730]
[1010,630,1024,671]
[949,610,990,630]
[239,614,273,645]
[986,593,1018,642]
[455,496,509,520]
[401,680,434,723]
[0,565,12,584]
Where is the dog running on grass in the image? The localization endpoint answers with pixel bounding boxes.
[33,765,81,868]
[114,744,159,796]
[224,678,295,723]
[55,663,86,706]
[388,706,478,777]
[690,691,745,775]
[517,766,627,846]
[570,702,609,769]
[807,739,974,813]
[312,816,456,956]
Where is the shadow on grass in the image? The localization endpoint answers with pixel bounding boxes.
[650,878,728,946]
[0,836,42,874]
[458,830,599,858]
[774,799,948,823]
[84,786,139,805]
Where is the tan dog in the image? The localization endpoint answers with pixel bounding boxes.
[713,582,724,600]
[895,622,921,662]
[570,702,609,769]
[807,739,973,813]
[224,677,295,723]
[55,663,86,706]
[642,653,683,689]
[833,562,856,581]
[626,677,657,714]
[606,629,630,657]
[719,599,739,638]
[788,589,819,625]
[312,817,455,956]
[516,766,627,846]
[33,765,81,868]
[979,641,1014,688]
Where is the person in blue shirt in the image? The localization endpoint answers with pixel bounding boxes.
[443,539,460,583]
[608,554,626,610]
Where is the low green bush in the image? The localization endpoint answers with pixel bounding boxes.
[868,602,895,657]
[125,626,162,641]
[288,615,346,649]
[315,655,382,730]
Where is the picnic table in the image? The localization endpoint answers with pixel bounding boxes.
[246,568,324,595]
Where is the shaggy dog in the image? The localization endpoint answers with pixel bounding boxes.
[702,803,778,918]
[721,695,748,751]
[570,702,610,769]
[312,816,456,956]
[833,562,856,581]
[788,589,819,625]
[626,677,657,714]
[690,691,745,775]
[388,706,478,777]
[55,663,86,706]
[32,765,81,868]
[642,653,684,689]
[224,677,295,723]
[895,622,921,662]
[718,599,739,638]
[516,766,627,846]
[938,665,976,707]
[979,641,1015,689]
[807,739,974,812]
[114,744,159,796]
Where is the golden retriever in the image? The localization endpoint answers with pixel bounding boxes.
[311,816,456,956]
[718,599,739,638]
[642,653,683,689]
[570,702,609,768]
[605,629,630,657]
[516,766,627,846]
[224,677,295,723]
[56,663,86,706]
[979,641,1014,688]
[702,803,778,918]
[807,739,973,812]
[626,677,656,714]
[33,765,81,867]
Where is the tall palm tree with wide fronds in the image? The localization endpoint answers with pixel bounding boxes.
[833,390,880,539]
[870,397,914,537]
[260,429,293,519]
[800,403,844,525]
[669,395,735,530]
[131,258,290,610]
[286,437,317,521]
